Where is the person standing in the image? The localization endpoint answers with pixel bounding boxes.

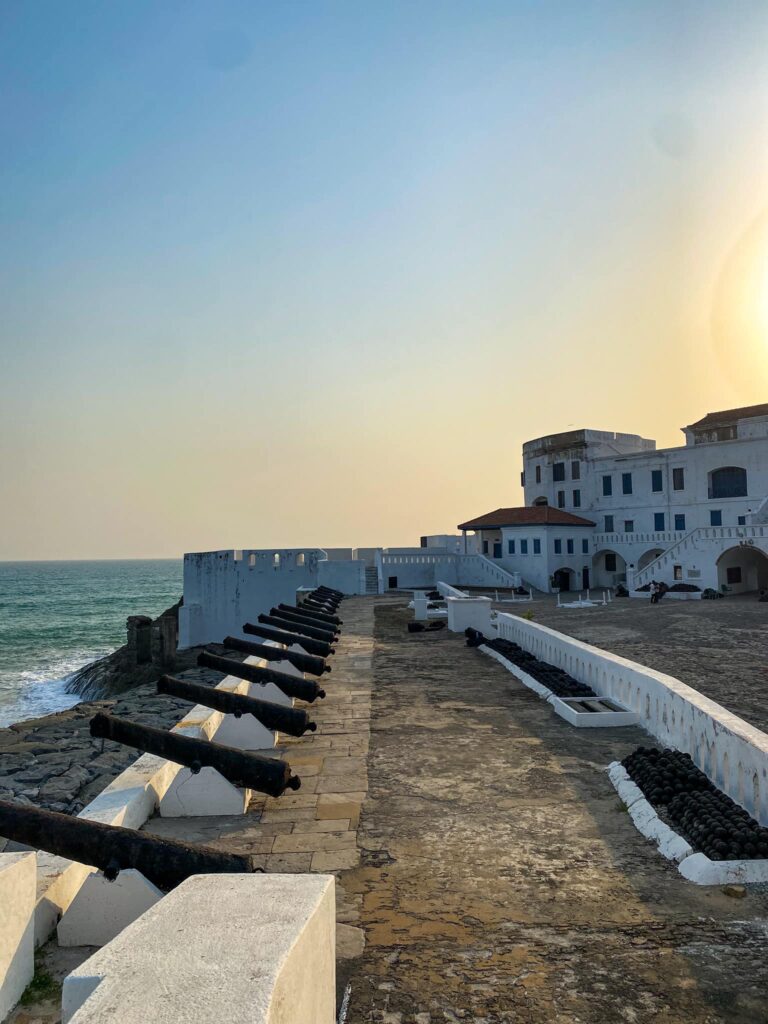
[650,581,658,604]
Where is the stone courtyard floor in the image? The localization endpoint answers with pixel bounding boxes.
[10,594,768,1023]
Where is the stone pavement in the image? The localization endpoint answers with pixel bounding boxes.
[339,601,768,1023]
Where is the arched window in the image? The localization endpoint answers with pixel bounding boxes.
[709,466,747,499]
[533,496,548,507]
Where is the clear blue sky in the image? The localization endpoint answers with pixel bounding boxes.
[2,1,768,558]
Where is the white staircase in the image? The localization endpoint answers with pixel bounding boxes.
[364,565,379,594]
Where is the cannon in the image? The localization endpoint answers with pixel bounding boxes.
[222,636,330,676]
[268,607,339,640]
[317,586,343,597]
[198,650,326,702]
[243,622,334,659]
[157,675,316,737]
[0,800,259,892]
[258,613,337,645]
[90,713,300,797]
[277,603,341,627]
[309,594,340,611]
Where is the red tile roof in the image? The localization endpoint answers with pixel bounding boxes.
[457,507,595,530]
[687,404,768,429]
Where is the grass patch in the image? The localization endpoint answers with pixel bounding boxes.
[19,963,60,1006]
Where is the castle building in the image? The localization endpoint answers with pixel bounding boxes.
[458,404,768,596]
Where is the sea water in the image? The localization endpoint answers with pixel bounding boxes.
[0,560,183,728]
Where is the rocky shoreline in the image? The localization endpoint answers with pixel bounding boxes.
[0,647,246,841]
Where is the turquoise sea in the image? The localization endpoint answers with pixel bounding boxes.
[0,560,183,728]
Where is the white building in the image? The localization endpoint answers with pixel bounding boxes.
[458,404,768,596]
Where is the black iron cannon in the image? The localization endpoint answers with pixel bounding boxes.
[268,607,339,640]
[243,622,334,659]
[278,603,341,627]
[317,586,343,598]
[0,800,259,891]
[156,675,316,737]
[222,635,330,676]
[89,713,300,797]
[198,650,326,702]
[258,613,336,644]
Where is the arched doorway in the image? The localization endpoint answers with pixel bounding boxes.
[592,549,627,588]
[716,545,768,594]
[532,496,549,507]
[553,567,575,592]
[638,548,664,572]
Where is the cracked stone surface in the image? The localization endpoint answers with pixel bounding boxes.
[338,601,768,1023]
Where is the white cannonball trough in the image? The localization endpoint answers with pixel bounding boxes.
[62,873,336,1024]
[607,762,768,884]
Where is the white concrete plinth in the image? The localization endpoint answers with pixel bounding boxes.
[57,870,163,948]
[0,852,36,1020]
[413,596,429,621]
[63,874,336,1024]
[159,767,250,817]
[214,713,276,751]
[446,596,492,634]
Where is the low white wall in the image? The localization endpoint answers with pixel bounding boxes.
[436,581,469,599]
[446,597,492,634]
[494,612,768,825]
[0,852,36,1020]
[63,874,336,1024]
[33,645,294,947]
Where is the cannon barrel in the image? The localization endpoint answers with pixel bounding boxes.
[243,622,334,659]
[198,651,326,702]
[157,675,316,737]
[90,713,300,797]
[0,800,259,892]
[268,607,338,640]
[278,603,341,627]
[309,595,340,610]
[258,613,337,644]
[314,589,342,604]
[316,586,343,597]
[222,636,330,676]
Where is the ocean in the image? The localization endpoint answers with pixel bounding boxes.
[0,560,183,728]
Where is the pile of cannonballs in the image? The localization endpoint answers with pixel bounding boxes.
[623,747,768,861]
[465,629,596,699]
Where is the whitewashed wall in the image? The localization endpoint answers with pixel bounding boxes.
[179,549,324,648]
[494,612,768,824]
[317,559,366,595]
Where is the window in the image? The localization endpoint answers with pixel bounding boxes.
[672,467,685,490]
[520,539,528,554]
[296,552,305,567]
[673,565,682,581]
[482,541,489,554]
[624,520,634,533]
[654,512,665,531]
[572,489,581,508]
[738,516,746,526]
[533,538,541,555]
[602,475,612,496]
[566,539,574,554]
[727,566,742,584]
[605,553,617,572]
[571,460,580,480]
[554,539,562,554]
[557,490,565,508]
[710,510,722,526]
[493,542,502,559]
[709,466,747,499]
[582,539,589,554]
[520,471,525,487]
[604,515,614,532]
[273,552,281,567]
[535,465,541,484]
[508,539,515,554]
[622,472,633,495]
[553,462,565,482]
[651,469,663,492]
[674,514,686,531]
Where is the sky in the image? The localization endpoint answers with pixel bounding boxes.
[1,0,768,560]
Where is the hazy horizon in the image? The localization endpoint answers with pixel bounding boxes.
[2,1,768,560]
